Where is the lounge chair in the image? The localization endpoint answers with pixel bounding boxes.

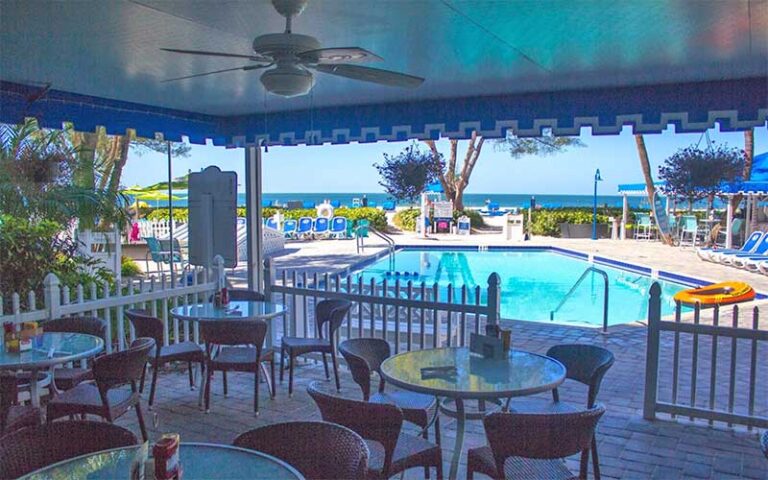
[329,217,347,239]
[354,219,370,238]
[145,236,186,273]
[265,217,279,230]
[313,217,330,238]
[330,200,341,208]
[698,230,764,263]
[303,200,315,209]
[296,217,313,239]
[729,233,768,268]
[282,219,297,239]
[382,200,396,211]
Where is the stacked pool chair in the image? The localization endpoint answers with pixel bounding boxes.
[696,230,764,263]
[282,219,298,239]
[718,232,768,266]
[329,217,348,239]
[313,217,330,238]
[296,217,313,239]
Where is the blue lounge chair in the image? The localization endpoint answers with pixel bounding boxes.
[330,217,348,239]
[296,217,313,239]
[382,200,396,211]
[698,230,764,263]
[262,200,273,208]
[282,219,297,239]
[726,233,768,267]
[303,200,315,209]
[313,217,330,238]
[265,217,279,230]
[367,200,377,208]
[330,200,341,208]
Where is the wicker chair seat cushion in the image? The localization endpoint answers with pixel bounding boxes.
[369,391,434,426]
[365,432,440,477]
[281,336,332,355]
[4,405,40,433]
[508,398,580,414]
[467,445,577,479]
[47,383,136,417]
[53,367,93,390]
[156,341,205,362]
[211,347,274,371]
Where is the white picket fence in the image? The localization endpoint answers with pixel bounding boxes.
[0,258,225,354]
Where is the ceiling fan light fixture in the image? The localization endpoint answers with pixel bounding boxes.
[260,64,315,97]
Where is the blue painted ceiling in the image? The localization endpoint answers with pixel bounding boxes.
[1,0,766,144]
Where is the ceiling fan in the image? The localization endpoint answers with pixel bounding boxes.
[161,0,424,98]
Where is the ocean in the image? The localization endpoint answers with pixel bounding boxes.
[155,193,720,210]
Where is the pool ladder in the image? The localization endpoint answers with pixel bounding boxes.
[549,266,610,333]
[356,226,396,270]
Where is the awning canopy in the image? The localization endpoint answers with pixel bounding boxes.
[1,1,766,145]
[617,182,665,195]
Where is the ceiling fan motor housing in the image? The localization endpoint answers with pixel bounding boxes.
[260,64,315,97]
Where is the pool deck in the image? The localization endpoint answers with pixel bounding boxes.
[123,233,766,479]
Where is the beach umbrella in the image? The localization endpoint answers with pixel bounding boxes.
[143,173,190,192]
[127,189,183,209]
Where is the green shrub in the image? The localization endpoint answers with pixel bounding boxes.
[393,208,420,231]
[121,256,142,277]
[454,209,484,229]
[529,208,613,237]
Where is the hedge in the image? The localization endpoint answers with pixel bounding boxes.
[147,206,387,231]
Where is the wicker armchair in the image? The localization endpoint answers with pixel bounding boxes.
[467,405,606,480]
[0,420,138,478]
[339,338,440,445]
[200,319,275,414]
[46,337,155,441]
[42,316,107,391]
[126,309,205,407]
[229,289,266,301]
[308,381,443,479]
[234,421,369,480]
[762,430,768,459]
[0,372,39,435]
[510,344,614,477]
[280,299,351,396]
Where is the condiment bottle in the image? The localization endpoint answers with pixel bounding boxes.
[153,433,181,479]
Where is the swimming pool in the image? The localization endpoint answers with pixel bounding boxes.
[350,247,692,327]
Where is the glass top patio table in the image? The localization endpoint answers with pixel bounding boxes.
[171,301,285,322]
[380,347,566,399]
[0,332,104,370]
[20,442,304,480]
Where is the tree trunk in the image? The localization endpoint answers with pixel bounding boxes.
[106,132,132,195]
[730,127,755,212]
[635,134,673,245]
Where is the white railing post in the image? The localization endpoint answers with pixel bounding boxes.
[43,273,61,321]
[643,282,662,420]
[486,273,501,326]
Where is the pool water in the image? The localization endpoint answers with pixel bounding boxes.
[351,248,689,327]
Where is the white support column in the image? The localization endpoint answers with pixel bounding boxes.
[725,196,734,248]
[621,194,628,240]
[245,145,264,292]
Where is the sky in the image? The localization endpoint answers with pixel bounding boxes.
[122,126,767,196]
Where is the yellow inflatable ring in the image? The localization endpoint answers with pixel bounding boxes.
[673,281,755,307]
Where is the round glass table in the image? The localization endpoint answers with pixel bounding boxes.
[0,332,104,408]
[381,347,566,480]
[20,442,304,480]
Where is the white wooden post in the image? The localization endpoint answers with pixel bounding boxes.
[621,194,629,240]
[43,273,61,321]
[725,197,734,248]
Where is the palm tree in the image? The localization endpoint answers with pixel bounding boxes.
[634,134,673,245]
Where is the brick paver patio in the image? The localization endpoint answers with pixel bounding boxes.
[111,316,765,479]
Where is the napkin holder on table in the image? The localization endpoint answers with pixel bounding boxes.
[470,333,506,360]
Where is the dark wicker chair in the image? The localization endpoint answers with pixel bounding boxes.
[125,309,205,407]
[0,420,138,478]
[217,290,265,395]
[0,372,39,435]
[46,337,155,441]
[200,319,275,414]
[280,299,351,396]
[308,381,443,479]
[467,405,606,480]
[42,316,107,391]
[234,421,369,480]
[762,430,768,459]
[339,338,441,445]
[510,344,614,478]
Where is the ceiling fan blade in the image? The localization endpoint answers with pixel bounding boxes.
[161,48,272,63]
[298,47,382,64]
[161,64,271,83]
[314,64,424,88]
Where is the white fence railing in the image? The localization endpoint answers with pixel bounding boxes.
[264,259,501,353]
[0,259,224,354]
[644,282,768,429]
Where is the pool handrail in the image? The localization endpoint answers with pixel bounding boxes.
[550,266,610,333]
